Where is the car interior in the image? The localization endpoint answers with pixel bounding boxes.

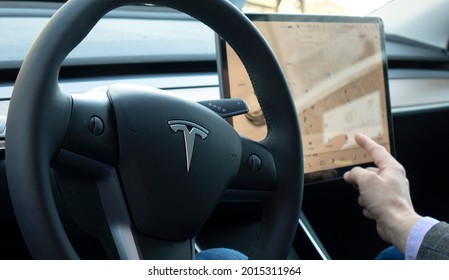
[0,0,449,260]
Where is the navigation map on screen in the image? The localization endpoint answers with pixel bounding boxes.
[219,14,393,175]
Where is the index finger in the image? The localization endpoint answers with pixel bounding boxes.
[354,133,398,170]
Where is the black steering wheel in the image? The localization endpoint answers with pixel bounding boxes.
[6,0,303,259]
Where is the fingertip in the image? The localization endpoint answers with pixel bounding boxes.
[344,170,360,192]
[343,168,357,182]
[354,132,364,139]
[343,166,366,183]
[354,133,370,146]
[343,171,350,181]
[354,133,385,156]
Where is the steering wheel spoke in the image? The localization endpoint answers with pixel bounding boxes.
[54,150,195,259]
[96,165,195,260]
[133,233,196,260]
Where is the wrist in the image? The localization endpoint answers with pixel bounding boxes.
[383,210,421,253]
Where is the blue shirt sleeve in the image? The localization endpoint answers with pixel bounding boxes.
[405,216,439,260]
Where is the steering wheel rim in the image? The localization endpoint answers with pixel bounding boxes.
[6,0,303,259]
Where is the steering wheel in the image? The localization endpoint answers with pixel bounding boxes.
[6,0,303,259]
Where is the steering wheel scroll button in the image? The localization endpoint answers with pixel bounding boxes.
[89,116,104,136]
[248,154,262,171]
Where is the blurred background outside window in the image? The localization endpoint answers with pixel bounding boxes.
[231,0,392,15]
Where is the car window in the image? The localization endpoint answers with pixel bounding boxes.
[239,0,392,15]
[7,0,447,70]
[0,2,214,68]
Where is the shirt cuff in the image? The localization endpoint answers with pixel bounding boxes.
[405,216,439,260]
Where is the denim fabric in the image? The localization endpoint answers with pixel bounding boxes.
[375,246,405,260]
[196,248,248,260]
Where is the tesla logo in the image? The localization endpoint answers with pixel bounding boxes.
[168,120,209,172]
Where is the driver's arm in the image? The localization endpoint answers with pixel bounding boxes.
[343,133,449,259]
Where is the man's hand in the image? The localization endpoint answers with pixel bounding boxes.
[344,133,421,253]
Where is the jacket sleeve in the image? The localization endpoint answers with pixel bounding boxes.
[417,222,449,260]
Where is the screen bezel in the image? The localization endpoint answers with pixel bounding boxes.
[216,13,396,185]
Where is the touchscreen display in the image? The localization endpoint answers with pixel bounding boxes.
[218,14,393,176]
